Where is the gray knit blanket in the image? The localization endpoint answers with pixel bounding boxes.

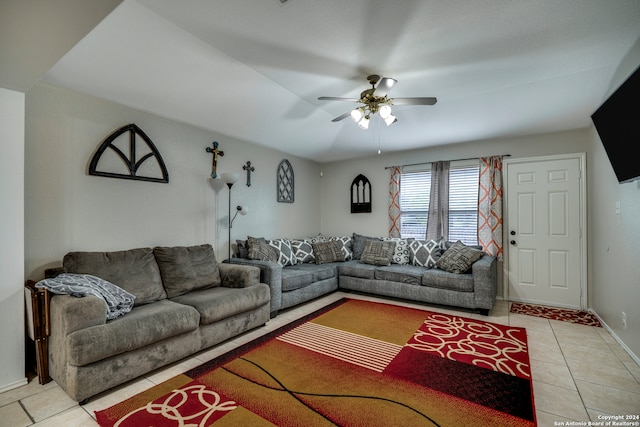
[36,273,135,320]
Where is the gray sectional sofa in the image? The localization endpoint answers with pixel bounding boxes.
[228,234,497,317]
[37,244,270,402]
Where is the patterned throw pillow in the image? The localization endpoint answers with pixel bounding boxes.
[408,239,442,268]
[268,238,297,266]
[312,240,344,264]
[329,236,353,261]
[290,239,315,263]
[352,233,382,260]
[360,240,396,266]
[383,237,410,265]
[436,240,484,274]
[247,236,279,262]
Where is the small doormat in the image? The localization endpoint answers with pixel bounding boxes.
[96,298,536,426]
[510,303,602,327]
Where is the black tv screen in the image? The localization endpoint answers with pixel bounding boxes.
[591,64,640,183]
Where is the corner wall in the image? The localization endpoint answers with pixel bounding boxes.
[0,87,26,392]
[25,82,321,280]
[588,39,640,359]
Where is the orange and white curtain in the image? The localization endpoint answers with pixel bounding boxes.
[478,156,503,260]
[388,166,401,238]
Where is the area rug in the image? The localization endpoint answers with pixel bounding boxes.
[96,298,536,427]
[510,302,602,327]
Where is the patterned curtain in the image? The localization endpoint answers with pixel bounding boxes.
[426,161,450,240]
[388,166,401,237]
[478,156,503,260]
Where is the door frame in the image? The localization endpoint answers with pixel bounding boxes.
[503,153,588,309]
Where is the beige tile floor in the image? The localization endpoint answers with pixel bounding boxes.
[1,292,639,426]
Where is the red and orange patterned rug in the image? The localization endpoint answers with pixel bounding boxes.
[510,302,602,327]
[96,298,536,426]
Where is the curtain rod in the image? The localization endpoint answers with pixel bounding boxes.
[384,154,511,170]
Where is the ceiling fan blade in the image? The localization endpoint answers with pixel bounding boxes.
[374,77,397,97]
[332,111,353,122]
[391,97,438,105]
[318,96,359,102]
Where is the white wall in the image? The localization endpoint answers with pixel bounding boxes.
[588,40,640,359]
[320,128,589,237]
[24,82,322,280]
[0,87,26,392]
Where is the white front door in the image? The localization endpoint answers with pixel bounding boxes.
[505,154,586,309]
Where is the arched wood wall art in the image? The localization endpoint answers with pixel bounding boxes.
[351,174,371,213]
[89,123,169,183]
[277,159,294,203]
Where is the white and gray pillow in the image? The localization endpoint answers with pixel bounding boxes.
[329,236,353,261]
[383,237,410,265]
[268,238,297,267]
[408,239,442,268]
[290,239,315,263]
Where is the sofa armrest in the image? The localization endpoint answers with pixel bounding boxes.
[218,263,260,288]
[471,255,497,309]
[49,294,107,336]
[226,258,282,316]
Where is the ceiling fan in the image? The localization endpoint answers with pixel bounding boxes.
[318,74,437,129]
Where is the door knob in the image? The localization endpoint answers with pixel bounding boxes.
[510,230,516,235]
[510,240,517,246]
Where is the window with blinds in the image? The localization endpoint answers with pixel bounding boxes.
[400,162,479,245]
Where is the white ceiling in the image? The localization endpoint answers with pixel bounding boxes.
[41,0,640,163]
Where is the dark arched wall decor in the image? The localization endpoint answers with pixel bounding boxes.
[351,174,371,213]
[89,123,169,183]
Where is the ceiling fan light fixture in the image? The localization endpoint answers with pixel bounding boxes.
[358,116,370,129]
[383,114,397,126]
[379,104,392,119]
[351,107,364,123]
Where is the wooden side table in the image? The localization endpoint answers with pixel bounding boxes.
[24,281,52,384]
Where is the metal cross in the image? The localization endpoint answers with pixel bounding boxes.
[205,141,224,178]
[243,161,255,187]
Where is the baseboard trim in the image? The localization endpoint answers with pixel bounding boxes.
[0,377,28,394]
[589,309,640,366]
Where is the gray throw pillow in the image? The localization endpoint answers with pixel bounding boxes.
[247,236,279,262]
[360,240,396,266]
[290,239,315,263]
[408,239,442,268]
[436,240,484,273]
[154,244,221,298]
[351,233,382,260]
[312,240,344,264]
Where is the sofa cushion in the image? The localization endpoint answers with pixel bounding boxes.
[408,239,442,268]
[154,244,221,298]
[313,240,344,264]
[287,263,337,281]
[63,248,166,306]
[422,269,474,292]
[360,240,396,266]
[281,268,317,291]
[375,265,425,285]
[436,241,484,274]
[67,299,199,366]
[338,260,377,279]
[351,233,382,260]
[170,284,270,325]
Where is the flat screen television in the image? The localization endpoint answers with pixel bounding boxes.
[591,64,640,183]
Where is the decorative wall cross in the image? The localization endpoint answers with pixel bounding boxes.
[243,161,255,187]
[205,141,224,178]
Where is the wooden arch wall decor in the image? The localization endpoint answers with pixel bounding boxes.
[351,174,372,213]
[89,123,169,183]
[277,159,294,203]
